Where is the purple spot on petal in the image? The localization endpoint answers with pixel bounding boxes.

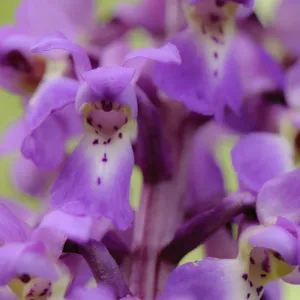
[95,130,99,135]
[249,280,253,287]
[87,117,93,125]
[119,132,123,139]
[250,257,255,265]
[92,139,99,145]
[262,252,271,273]
[246,293,250,299]
[256,286,263,296]
[125,117,128,124]
[39,288,49,297]
[107,138,111,144]
[97,124,102,129]
[97,177,101,185]
[114,125,119,131]
[20,274,31,283]
[211,36,224,45]
[102,100,113,112]
[103,141,107,145]
[261,274,267,278]
[102,153,108,162]
[214,51,219,59]
[242,274,248,281]
[27,289,34,297]
[210,13,220,23]
[274,252,284,261]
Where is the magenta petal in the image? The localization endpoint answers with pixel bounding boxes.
[51,133,134,230]
[248,225,298,265]
[0,203,31,243]
[26,77,79,131]
[12,155,53,196]
[21,115,66,170]
[38,210,93,243]
[16,0,94,40]
[31,32,91,79]
[0,118,28,156]
[257,169,300,224]
[232,133,293,193]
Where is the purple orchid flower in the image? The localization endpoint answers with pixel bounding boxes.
[151,0,246,119]
[26,32,181,232]
[158,168,300,300]
[231,132,294,193]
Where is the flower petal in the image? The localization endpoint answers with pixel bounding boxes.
[0,203,31,243]
[158,258,256,300]
[51,132,134,230]
[26,77,79,131]
[38,210,93,243]
[31,32,91,79]
[0,242,58,285]
[77,66,137,117]
[0,118,28,156]
[21,114,66,170]
[123,43,181,84]
[185,122,226,214]
[67,285,115,300]
[233,33,284,97]
[248,225,298,265]
[16,0,94,41]
[231,133,293,193]
[257,168,300,224]
[12,155,54,196]
[285,61,300,110]
[152,8,242,119]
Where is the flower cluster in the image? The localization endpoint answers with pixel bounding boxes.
[0,0,300,299]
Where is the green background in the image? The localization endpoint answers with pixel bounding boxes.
[0,0,299,299]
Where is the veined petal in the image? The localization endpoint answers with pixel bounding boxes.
[231,133,294,193]
[31,32,91,80]
[16,0,94,41]
[26,77,79,131]
[51,130,135,230]
[153,3,242,119]
[21,115,66,170]
[257,168,300,224]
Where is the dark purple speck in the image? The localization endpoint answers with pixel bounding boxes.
[119,132,123,139]
[92,139,99,145]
